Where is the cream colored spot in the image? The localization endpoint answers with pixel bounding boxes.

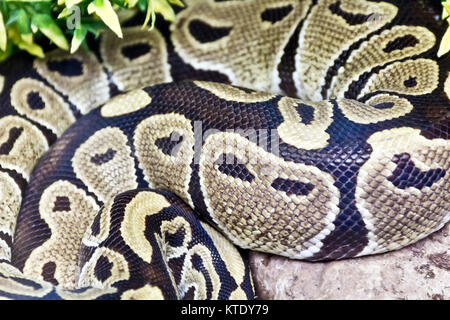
[100,27,172,91]
[295,0,398,100]
[0,75,4,94]
[0,262,22,277]
[0,116,48,180]
[134,113,195,207]
[359,58,439,98]
[172,0,311,92]
[0,274,53,298]
[194,81,274,103]
[72,127,138,203]
[336,95,413,124]
[78,247,129,289]
[121,191,171,264]
[23,181,100,289]
[159,216,192,260]
[0,172,21,261]
[101,89,152,117]
[33,49,109,114]
[121,285,164,300]
[330,25,435,98]
[199,132,340,259]
[10,78,75,136]
[277,97,334,150]
[82,198,114,248]
[179,244,221,300]
[56,286,116,299]
[445,72,450,99]
[201,222,248,299]
[356,128,450,256]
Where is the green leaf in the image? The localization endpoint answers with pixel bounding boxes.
[66,0,83,8]
[168,0,184,7]
[31,14,69,50]
[81,18,106,36]
[87,0,123,38]
[438,20,450,57]
[17,40,44,58]
[8,9,30,35]
[154,0,176,22]
[0,42,13,62]
[0,11,7,51]
[126,0,139,7]
[443,2,450,19]
[70,26,87,53]
[142,0,155,30]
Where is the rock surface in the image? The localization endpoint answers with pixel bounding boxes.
[249,223,450,300]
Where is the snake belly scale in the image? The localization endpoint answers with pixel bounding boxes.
[0,0,448,299]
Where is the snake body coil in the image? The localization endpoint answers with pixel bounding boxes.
[0,0,448,299]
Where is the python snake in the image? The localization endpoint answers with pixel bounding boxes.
[0,0,448,299]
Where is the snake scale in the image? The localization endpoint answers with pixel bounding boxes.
[0,0,448,300]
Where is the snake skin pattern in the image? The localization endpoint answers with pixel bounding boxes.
[0,0,449,299]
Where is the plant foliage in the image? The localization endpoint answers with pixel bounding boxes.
[0,0,183,60]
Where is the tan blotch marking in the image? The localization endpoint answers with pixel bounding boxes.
[277,97,334,150]
[121,285,165,300]
[330,26,435,98]
[336,95,413,124]
[10,78,75,135]
[0,274,53,298]
[78,247,129,289]
[101,89,152,117]
[359,58,439,98]
[134,113,195,207]
[0,75,4,94]
[172,0,311,92]
[33,49,109,114]
[100,27,172,91]
[72,127,138,203]
[199,132,340,259]
[194,81,275,103]
[179,244,221,300]
[0,172,21,261]
[0,116,48,180]
[201,222,248,299]
[154,216,190,298]
[356,128,450,256]
[56,286,116,299]
[121,191,171,264]
[0,262,22,277]
[82,198,114,248]
[155,216,221,299]
[23,181,100,289]
[445,72,450,99]
[295,0,398,100]
[159,216,192,261]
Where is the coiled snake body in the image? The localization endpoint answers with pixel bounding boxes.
[0,0,449,299]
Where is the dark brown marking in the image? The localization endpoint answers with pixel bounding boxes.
[94,255,113,282]
[47,58,83,77]
[90,149,116,165]
[0,127,23,155]
[261,5,293,23]
[52,196,71,212]
[329,1,373,25]
[155,132,184,156]
[387,153,446,190]
[27,91,46,110]
[383,35,419,53]
[42,262,59,286]
[271,178,315,196]
[121,43,152,60]
[188,19,232,43]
